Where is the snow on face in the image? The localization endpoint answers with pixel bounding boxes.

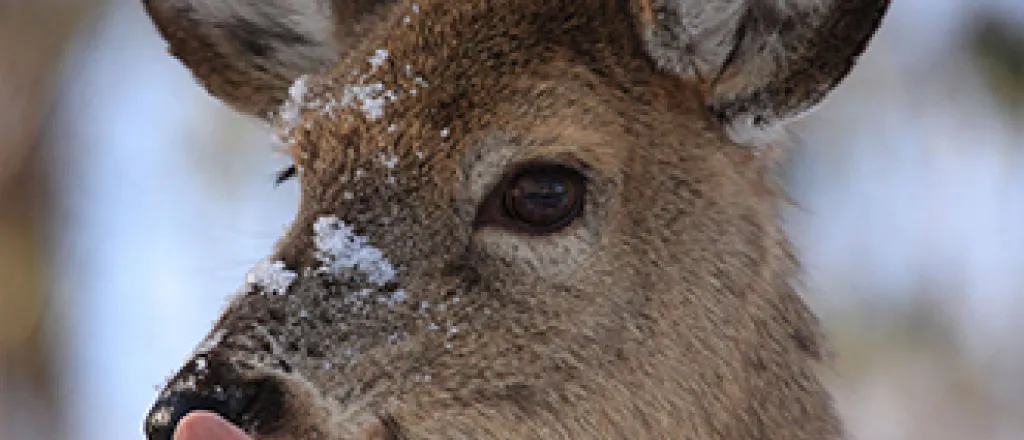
[240,216,400,296]
[368,48,389,70]
[275,43,431,147]
[280,74,311,128]
[276,48,395,130]
[245,259,298,295]
[312,215,397,286]
[338,83,395,121]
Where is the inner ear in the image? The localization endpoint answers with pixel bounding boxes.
[638,0,891,140]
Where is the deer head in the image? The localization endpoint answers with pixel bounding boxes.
[140,1,890,439]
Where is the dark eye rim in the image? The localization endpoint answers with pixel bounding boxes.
[473,161,587,235]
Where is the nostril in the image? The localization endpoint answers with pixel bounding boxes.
[144,391,237,440]
[144,376,285,440]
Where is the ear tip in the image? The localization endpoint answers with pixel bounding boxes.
[642,0,891,131]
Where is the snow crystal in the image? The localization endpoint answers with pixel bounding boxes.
[321,47,406,121]
[148,407,174,427]
[390,290,408,303]
[340,83,394,121]
[245,259,298,295]
[195,329,226,353]
[368,49,389,71]
[379,152,399,169]
[313,216,397,286]
[350,288,375,302]
[276,48,407,137]
[280,75,311,127]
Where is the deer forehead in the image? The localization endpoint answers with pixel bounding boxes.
[277,83,627,284]
[269,23,683,280]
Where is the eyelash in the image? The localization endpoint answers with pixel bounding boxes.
[274,165,298,186]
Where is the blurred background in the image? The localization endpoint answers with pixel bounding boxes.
[0,0,1022,439]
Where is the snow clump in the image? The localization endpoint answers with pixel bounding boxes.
[245,259,298,295]
[313,216,397,286]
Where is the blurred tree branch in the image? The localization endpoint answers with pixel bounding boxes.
[968,12,1024,118]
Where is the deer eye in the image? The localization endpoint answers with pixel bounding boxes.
[475,164,586,234]
[503,166,584,229]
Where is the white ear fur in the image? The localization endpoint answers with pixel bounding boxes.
[640,0,889,144]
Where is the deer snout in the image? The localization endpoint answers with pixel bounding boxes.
[144,359,286,440]
[144,389,244,440]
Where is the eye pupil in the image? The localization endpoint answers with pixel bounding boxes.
[503,166,584,231]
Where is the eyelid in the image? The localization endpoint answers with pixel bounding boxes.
[505,157,589,182]
[472,159,588,235]
[459,138,598,224]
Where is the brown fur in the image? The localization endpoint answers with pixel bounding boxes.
[140,0,890,439]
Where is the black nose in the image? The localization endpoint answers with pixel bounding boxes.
[144,390,241,440]
[143,372,285,440]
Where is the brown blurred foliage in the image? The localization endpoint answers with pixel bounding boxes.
[1,1,104,439]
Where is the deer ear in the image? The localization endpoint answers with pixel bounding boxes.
[637,0,891,142]
[142,0,389,120]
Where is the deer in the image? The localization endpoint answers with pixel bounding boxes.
[139,1,890,439]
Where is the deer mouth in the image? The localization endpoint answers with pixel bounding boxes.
[143,333,407,440]
[145,372,406,440]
